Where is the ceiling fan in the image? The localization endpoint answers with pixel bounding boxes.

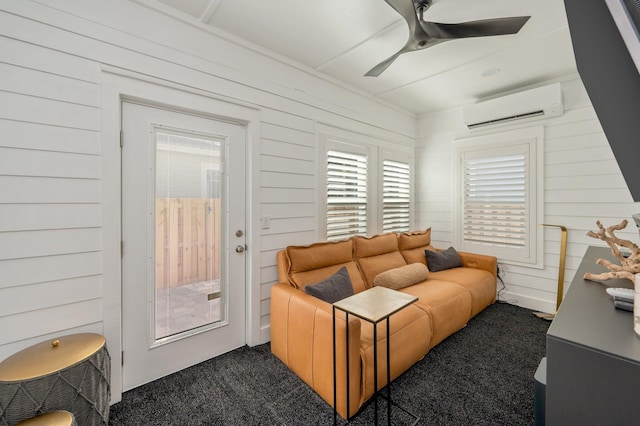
[365,0,530,77]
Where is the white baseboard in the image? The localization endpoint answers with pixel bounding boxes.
[497,291,556,314]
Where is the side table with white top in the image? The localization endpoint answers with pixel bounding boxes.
[332,286,420,425]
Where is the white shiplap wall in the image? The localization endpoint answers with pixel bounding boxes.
[416,77,640,313]
[0,0,415,402]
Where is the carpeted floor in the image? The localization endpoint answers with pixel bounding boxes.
[109,302,549,425]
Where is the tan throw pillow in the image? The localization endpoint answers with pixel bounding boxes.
[373,263,429,290]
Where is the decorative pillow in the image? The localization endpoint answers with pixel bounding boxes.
[304,266,354,303]
[373,263,429,290]
[425,247,463,272]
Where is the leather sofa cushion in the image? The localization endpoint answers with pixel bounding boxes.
[398,228,431,249]
[429,267,496,317]
[353,233,407,288]
[400,280,473,347]
[398,228,434,265]
[286,240,367,293]
[373,263,429,290]
[287,239,353,273]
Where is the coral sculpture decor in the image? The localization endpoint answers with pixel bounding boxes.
[584,220,640,283]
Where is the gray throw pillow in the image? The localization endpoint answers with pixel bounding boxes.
[425,247,463,272]
[304,266,354,303]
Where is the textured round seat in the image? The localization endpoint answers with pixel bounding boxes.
[15,411,77,426]
[0,333,110,425]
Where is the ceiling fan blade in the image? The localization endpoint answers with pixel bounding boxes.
[365,38,445,77]
[365,49,405,77]
[421,16,530,39]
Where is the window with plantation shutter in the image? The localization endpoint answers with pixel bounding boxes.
[382,159,411,232]
[326,149,368,241]
[455,127,543,267]
[462,152,526,248]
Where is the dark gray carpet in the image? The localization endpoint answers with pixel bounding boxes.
[109,302,549,425]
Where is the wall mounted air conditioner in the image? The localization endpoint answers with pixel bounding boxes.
[463,83,563,129]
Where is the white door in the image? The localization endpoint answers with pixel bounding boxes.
[121,101,246,390]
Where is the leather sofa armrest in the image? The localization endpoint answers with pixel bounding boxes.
[270,283,362,418]
[457,251,498,280]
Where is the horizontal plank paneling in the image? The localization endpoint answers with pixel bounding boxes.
[0,62,100,107]
[0,299,102,345]
[261,231,317,251]
[0,252,102,289]
[0,119,100,155]
[0,91,100,130]
[0,275,101,317]
[260,188,315,204]
[260,249,280,267]
[260,266,277,284]
[0,148,101,178]
[260,123,315,146]
[261,139,315,161]
[545,145,615,165]
[0,204,102,232]
[260,171,316,189]
[545,131,608,152]
[545,159,621,178]
[260,109,315,133]
[0,228,101,260]
[261,217,316,236]
[544,174,627,190]
[260,281,274,300]
[0,35,99,83]
[261,155,315,175]
[0,176,101,203]
[0,323,102,361]
[545,188,632,203]
[260,203,316,219]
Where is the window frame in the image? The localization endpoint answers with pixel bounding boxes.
[454,126,544,268]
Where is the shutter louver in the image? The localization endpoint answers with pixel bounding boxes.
[463,153,527,248]
[327,150,367,241]
[382,160,411,232]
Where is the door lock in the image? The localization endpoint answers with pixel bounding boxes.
[235,245,246,253]
[235,230,244,237]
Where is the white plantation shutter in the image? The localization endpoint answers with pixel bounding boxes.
[382,160,411,232]
[463,153,527,248]
[327,150,368,241]
[455,127,543,267]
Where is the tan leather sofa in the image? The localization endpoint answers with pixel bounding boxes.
[270,229,497,419]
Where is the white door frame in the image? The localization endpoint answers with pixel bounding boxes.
[100,67,261,404]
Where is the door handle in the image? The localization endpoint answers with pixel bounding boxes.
[235,245,246,253]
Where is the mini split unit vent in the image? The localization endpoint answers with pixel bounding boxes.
[463,83,563,129]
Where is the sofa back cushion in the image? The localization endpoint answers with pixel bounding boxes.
[285,239,367,293]
[353,233,407,288]
[398,228,434,265]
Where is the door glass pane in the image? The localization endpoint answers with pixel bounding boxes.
[154,130,224,340]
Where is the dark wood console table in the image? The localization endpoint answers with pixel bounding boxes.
[546,246,640,424]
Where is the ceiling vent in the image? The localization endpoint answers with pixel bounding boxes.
[463,83,563,129]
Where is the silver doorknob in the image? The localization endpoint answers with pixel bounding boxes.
[235,245,245,253]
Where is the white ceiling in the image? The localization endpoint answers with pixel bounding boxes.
[142,0,578,115]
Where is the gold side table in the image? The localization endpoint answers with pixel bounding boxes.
[333,286,419,425]
[0,333,110,425]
